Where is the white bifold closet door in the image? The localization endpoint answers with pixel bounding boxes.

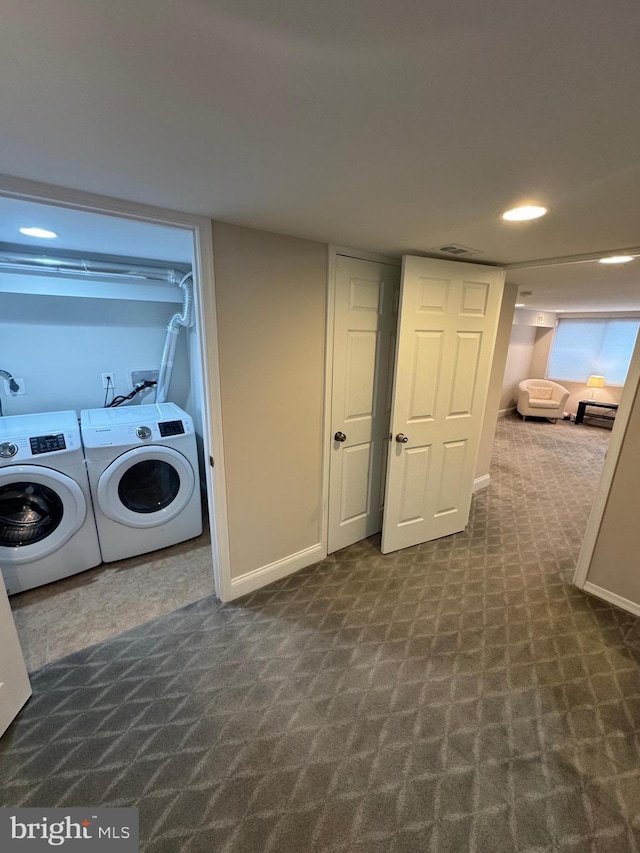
[328,255,400,554]
[382,256,505,554]
[0,578,31,738]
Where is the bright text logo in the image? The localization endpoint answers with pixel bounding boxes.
[1,809,138,851]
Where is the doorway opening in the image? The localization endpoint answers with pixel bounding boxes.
[324,245,640,618]
[495,257,640,602]
[0,179,228,671]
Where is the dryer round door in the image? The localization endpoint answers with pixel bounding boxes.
[0,465,87,565]
[97,446,196,528]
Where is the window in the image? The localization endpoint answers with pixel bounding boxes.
[547,318,640,385]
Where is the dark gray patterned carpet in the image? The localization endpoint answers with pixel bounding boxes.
[2,415,640,852]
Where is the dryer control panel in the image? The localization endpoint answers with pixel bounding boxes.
[159,420,185,437]
[80,403,194,449]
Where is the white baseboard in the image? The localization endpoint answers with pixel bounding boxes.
[230,543,325,598]
[498,406,516,417]
[582,581,640,619]
[473,474,491,492]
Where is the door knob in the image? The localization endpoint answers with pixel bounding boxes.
[334,431,347,442]
[395,433,409,443]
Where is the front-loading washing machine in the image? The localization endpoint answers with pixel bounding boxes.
[80,403,203,562]
[0,410,102,595]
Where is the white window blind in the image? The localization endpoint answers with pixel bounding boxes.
[547,318,640,385]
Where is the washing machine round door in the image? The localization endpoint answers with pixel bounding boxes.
[0,466,87,565]
[97,446,195,528]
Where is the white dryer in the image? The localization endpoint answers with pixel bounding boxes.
[0,411,102,595]
[80,403,203,562]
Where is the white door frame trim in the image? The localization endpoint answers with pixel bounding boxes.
[0,173,232,601]
[321,245,401,554]
[573,331,640,591]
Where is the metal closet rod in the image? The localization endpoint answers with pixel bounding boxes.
[0,242,191,283]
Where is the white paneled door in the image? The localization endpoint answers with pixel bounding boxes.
[328,255,400,553]
[0,578,31,738]
[382,256,505,554]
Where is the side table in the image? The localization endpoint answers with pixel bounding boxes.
[575,400,619,425]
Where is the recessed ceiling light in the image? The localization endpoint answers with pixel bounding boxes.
[19,226,58,239]
[501,205,548,222]
[598,255,634,264]
[515,303,526,307]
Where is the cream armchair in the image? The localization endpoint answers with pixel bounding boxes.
[517,379,570,422]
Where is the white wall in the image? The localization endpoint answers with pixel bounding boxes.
[500,324,537,410]
[0,291,191,417]
[211,221,327,582]
[528,326,554,379]
[512,307,556,328]
[475,283,518,481]
[499,308,561,412]
[583,341,640,610]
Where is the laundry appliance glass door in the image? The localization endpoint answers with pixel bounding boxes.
[118,460,181,514]
[0,481,64,546]
[98,446,196,528]
[0,466,87,564]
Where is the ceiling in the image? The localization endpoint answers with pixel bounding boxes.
[1,0,639,309]
[506,260,640,313]
[0,198,193,263]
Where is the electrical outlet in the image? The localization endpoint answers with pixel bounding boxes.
[2,378,25,395]
[102,372,115,389]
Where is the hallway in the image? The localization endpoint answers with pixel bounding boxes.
[1,416,638,852]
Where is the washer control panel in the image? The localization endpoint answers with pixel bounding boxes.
[136,426,152,440]
[29,433,67,455]
[0,413,79,461]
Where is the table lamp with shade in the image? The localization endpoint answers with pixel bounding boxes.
[587,375,605,399]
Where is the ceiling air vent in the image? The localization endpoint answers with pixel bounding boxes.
[429,243,483,258]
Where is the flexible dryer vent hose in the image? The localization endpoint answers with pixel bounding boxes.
[155,272,194,404]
